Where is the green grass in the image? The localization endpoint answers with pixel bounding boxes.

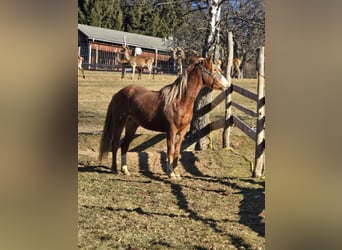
[78,70,265,249]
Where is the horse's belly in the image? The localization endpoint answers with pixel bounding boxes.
[130,113,166,132]
[141,123,165,132]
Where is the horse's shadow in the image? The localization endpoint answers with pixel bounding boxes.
[136,150,205,179]
[78,164,112,174]
[78,152,265,238]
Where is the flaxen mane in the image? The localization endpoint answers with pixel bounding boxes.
[160,72,188,107]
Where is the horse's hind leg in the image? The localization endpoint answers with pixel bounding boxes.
[81,68,85,79]
[111,116,127,174]
[79,67,85,79]
[120,118,139,175]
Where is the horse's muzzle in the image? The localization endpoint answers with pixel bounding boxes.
[220,75,230,90]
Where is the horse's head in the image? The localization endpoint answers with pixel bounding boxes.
[121,45,130,60]
[199,56,229,90]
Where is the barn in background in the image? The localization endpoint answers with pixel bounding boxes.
[78,24,174,73]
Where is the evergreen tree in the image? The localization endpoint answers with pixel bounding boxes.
[78,0,123,30]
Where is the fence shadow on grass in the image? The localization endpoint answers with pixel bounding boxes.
[138,151,168,182]
[180,151,204,177]
[79,151,264,248]
[237,180,265,237]
[134,152,242,247]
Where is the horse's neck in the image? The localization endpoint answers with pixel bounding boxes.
[183,68,203,105]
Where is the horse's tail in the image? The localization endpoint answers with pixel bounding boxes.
[99,98,114,162]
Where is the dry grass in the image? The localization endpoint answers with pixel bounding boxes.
[78,70,265,249]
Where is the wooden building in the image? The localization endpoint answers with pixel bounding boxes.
[78,24,174,73]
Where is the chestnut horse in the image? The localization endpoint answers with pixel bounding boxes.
[121,45,155,80]
[99,56,229,179]
[78,55,85,79]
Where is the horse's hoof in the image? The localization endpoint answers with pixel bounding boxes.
[112,169,119,175]
[122,165,131,176]
[169,175,181,181]
[168,172,181,180]
[122,170,131,176]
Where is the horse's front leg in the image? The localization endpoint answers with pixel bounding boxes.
[138,67,142,80]
[166,130,177,179]
[172,126,189,179]
[121,66,125,79]
[131,65,136,79]
[149,65,154,80]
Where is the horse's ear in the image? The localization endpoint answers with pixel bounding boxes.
[204,55,212,65]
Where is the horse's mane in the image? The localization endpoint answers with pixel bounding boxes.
[160,64,200,107]
[160,71,189,107]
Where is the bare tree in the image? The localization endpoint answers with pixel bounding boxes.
[190,0,223,150]
[220,0,265,78]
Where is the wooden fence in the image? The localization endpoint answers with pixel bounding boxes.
[183,47,265,177]
[130,47,265,178]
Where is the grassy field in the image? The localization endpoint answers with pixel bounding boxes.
[78,70,265,249]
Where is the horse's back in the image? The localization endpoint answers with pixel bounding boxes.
[117,84,149,97]
[113,84,158,108]
[112,84,166,131]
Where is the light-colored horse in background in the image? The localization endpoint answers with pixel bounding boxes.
[172,47,186,75]
[220,57,242,79]
[172,48,205,75]
[231,58,242,79]
[78,55,85,79]
[121,45,155,80]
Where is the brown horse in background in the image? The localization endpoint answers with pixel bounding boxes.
[172,47,186,75]
[172,48,204,75]
[78,55,85,79]
[186,50,204,65]
[220,57,242,79]
[121,45,155,80]
[231,58,242,79]
[99,56,229,179]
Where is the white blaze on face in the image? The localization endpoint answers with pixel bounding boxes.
[220,75,230,90]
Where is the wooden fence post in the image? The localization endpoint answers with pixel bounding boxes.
[155,48,158,67]
[223,31,234,148]
[253,47,266,177]
[95,46,99,70]
[88,43,92,70]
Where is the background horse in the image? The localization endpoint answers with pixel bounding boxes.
[172,47,186,75]
[121,45,155,80]
[99,56,229,179]
[220,57,242,79]
[114,47,130,74]
[78,55,85,79]
[231,58,242,79]
[186,50,204,65]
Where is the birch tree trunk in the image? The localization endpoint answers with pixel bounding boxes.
[190,0,221,150]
